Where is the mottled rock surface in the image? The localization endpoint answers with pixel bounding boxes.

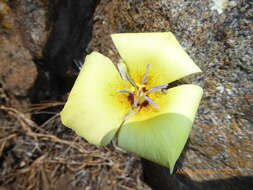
[0,0,41,109]
[0,0,50,108]
[9,0,50,58]
[0,35,37,96]
[89,0,253,187]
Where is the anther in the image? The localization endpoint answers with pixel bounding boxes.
[116,89,133,94]
[148,84,168,93]
[144,95,159,111]
[117,63,137,88]
[141,64,150,85]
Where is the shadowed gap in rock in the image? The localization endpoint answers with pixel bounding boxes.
[30,0,100,124]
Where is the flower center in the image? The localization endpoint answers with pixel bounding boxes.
[128,86,149,108]
[117,64,168,112]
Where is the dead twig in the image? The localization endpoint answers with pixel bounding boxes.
[27,102,65,112]
[0,134,16,143]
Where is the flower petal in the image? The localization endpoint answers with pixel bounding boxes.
[117,85,203,173]
[61,52,131,146]
[111,32,201,86]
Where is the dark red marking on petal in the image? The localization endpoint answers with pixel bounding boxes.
[140,100,149,108]
[128,94,134,105]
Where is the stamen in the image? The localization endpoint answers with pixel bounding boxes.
[117,63,137,89]
[116,89,133,94]
[126,73,137,89]
[141,64,151,85]
[117,63,127,80]
[144,96,159,110]
[148,84,168,93]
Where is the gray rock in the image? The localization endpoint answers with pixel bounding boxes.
[89,0,253,188]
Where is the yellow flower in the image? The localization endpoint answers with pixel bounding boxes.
[60,32,203,173]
